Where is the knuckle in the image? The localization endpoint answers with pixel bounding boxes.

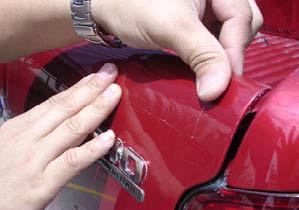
[186,47,225,75]
[48,94,76,112]
[238,9,253,25]
[64,149,82,171]
[47,95,61,106]
[85,143,97,157]
[246,9,254,23]
[22,109,36,124]
[90,100,110,116]
[65,117,86,135]
[86,77,103,93]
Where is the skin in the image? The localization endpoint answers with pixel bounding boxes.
[0,63,122,210]
[0,0,263,100]
[0,0,263,209]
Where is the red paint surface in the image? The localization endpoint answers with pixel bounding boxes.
[227,33,299,193]
[6,44,268,209]
[108,57,269,210]
[244,34,299,87]
[6,54,60,115]
[0,64,6,94]
[4,1,299,208]
[6,33,299,209]
[227,70,299,192]
[257,0,299,39]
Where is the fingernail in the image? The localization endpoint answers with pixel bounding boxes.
[97,63,116,77]
[101,130,115,146]
[197,73,219,100]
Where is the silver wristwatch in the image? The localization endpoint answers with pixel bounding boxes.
[70,0,123,47]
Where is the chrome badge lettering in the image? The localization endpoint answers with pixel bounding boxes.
[96,133,147,202]
[30,66,148,202]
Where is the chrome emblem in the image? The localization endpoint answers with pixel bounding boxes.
[96,131,147,202]
[29,66,148,202]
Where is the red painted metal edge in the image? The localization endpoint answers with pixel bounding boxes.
[228,70,299,192]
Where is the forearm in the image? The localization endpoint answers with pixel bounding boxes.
[0,0,82,62]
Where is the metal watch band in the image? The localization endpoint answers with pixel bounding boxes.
[71,0,117,46]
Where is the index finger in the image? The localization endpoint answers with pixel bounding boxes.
[212,0,253,75]
[0,74,94,141]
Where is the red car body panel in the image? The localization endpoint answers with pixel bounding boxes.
[0,64,5,92]
[243,34,299,88]
[3,0,299,209]
[228,70,299,192]
[6,48,269,209]
[257,0,299,39]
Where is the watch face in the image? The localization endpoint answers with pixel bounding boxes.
[73,0,85,5]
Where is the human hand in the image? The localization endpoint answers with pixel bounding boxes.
[0,63,121,210]
[92,0,263,101]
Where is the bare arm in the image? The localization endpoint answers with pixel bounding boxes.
[0,0,82,62]
[0,1,264,209]
[0,0,263,101]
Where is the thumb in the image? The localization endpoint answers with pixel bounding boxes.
[167,21,231,101]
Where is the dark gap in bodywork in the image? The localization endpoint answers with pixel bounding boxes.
[175,111,257,210]
[222,112,256,169]
[24,56,82,111]
[23,56,113,208]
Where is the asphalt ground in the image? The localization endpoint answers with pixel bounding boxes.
[46,163,120,210]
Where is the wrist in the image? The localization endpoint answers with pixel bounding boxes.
[70,0,123,47]
[90,0,112,34]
